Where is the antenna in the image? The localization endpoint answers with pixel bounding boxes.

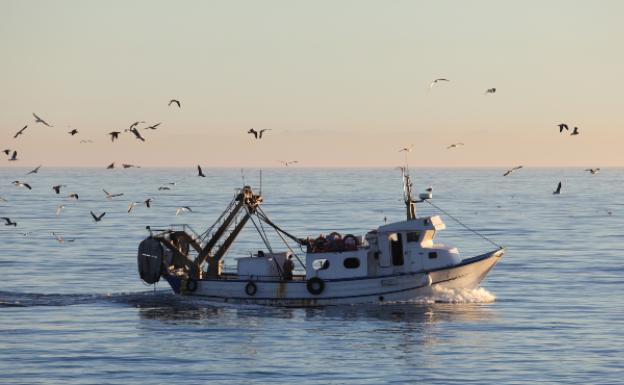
[259,169,263,195]
[240,168,246,185]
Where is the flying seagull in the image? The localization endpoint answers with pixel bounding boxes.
[128,202,139,213]
[571,127,579,136]
[68,193,79,200]
[176,206,193,216]
[68,129,78,136]
[503,165,523,176]
[278,160,299,167]
[429,78,449,89]
[56,204,65,217]
[26,165,42,175]
[144,198,154,208]
[8,151,17,161]
[122,164,138,168]
[446,142,464,149]
[158,186,171,191]
[14,126,27,139]
[79,139,93,143]
[106,162,115,169]
[129,127,145,142]
[197,165,206,177]
[90,211,106,222]
[144,122,161,130]
[109,131,121,142]
[52,184,66,194]
[12,181,32,190]
[398,145,414,153]
[553,181,562,195]
[33,113,53,127]
[103,189,124,199]
[3,149,10,155]
[168,99,181,108]
[129,121,145,130]
[558,123,569,133]
[247,128,272,139]
[585,168,600,175]
[52,232,74,243]
[485,88,496,94]
[1,217,17,226]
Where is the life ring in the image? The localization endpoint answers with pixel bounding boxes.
[306,277,325,295]
[245,281,257,296]
[314,237,327,252]
[185,278,198,292]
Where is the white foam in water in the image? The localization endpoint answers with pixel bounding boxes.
[402,286,496,304]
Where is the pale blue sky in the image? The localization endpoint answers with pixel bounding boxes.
[1,1,623,167]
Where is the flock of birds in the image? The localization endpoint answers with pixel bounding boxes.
[0,79,612,232]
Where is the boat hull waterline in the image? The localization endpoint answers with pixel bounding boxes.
[163,249,503,307]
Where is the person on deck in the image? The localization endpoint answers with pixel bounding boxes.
[283,255,295,281]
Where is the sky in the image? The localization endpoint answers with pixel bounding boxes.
[1,0,623,168]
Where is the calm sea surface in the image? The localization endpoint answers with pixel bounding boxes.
[1,168,622,384]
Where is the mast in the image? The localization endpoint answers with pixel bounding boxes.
[402,167,417,220]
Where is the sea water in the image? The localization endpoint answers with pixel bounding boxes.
[1,168,622,384]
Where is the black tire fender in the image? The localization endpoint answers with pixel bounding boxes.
[306,277,325,295]
[186,278,198,292]
[245,281,257,296]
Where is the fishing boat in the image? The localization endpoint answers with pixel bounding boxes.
[137,169,504,306]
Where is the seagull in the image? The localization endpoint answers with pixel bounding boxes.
[33,113,53,127]
[1,217,17,226]
[68,193,79,200]
[258,129,271,139]
[571,127,579,136]
[503,165,523,176]
[558,123,569,133]
[79,139,93,143]
[106,162,115,169]
[144,198,154,208]
[484,88,496,94]
[56,204,65,217]
[585,168,600,175]
[12,181,32,189]
[52,232,74,243]
[176,206,193,215]
[9,151,17,161]
[109,131,121,142]
[3,149,10,155]
[247,128,258,139]
[90,211,106,222]
[429,78,450,89]
[158,186,171,191]
[144,122,161,130]
[553,181,562,195]
[103,189,124,199]
[129,121,145,130]
[278,160,299,167]
[52,184,66,194]
[26,165,42,175]
[446,142,464,149]
[129,127,145,142]
[398,145,414,153]
[14,126,27,138]
[197,165,206,177]
[0,196,7,202]
[168,99,181,108]
[122,164,138,168]
[128,202,139,213]
[68,129,78,136]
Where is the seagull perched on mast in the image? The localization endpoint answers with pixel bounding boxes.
[14,126,27,138]
[33,113,53,127]
[398,145,414,153]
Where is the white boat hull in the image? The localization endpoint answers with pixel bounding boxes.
[164,248,504,307]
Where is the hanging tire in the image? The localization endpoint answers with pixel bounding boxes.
[306,277,325,295]
[245,281,257,296]
[186,278,198,292]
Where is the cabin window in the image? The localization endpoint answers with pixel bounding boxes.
[312,259,330,270]
[343,257,360,269]
[406,231,421,243]
[428,252,438,259]
[389,233,404,266]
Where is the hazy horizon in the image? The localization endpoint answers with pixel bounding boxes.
[2,1,623,168]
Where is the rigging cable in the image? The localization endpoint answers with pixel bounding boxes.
[423,199,503,249]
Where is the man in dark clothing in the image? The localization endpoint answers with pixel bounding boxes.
[283,255,295,280]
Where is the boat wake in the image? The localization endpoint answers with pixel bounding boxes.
[0,290,178,308]
[404,286,496,304]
